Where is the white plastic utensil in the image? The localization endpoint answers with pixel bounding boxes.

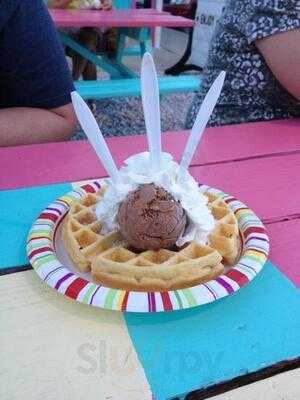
[180,71,226,174]
[71,91,120,183]
[141,52,162,171]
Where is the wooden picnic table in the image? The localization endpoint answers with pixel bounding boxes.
[1,119,300,399]
[49,8,198,99]
[50,8,194,28]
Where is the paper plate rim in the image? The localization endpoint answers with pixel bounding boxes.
[27,181,269,313]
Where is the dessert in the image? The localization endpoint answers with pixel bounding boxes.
[64,56,235,292]
[117,183,187,251]
[62,161,241,292]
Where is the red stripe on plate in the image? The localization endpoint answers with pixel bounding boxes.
[39,212,59,222]
[64,277,88,299]
[27,236,51,243]
[161,292,173,311]
[224,197,236,204]
[121,291,130,311]
[226,269,249,287]
[82,184,96,193]
[28,246,52,259]
[244,226,266,238]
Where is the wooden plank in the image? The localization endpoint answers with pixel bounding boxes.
[125,261,300,399]
[267,219,300,288]
[0,271,152,400]
[1,166,299,272]
[0,183,72,270]
[50,9,194,28]
[1,152,300,271]
[2,120,300,190]
[206,367,300,400]
[190,153,300,222]
[75,75,201,99]
[1,268,299,400]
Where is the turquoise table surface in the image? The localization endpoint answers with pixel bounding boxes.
[0,184,71,269]
[125,261,300,399]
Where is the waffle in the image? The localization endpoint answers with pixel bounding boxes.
[62,188,241,291]
[206,192,241,265]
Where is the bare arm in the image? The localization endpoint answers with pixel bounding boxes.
[256,29,300,100]
[0,104,77,147]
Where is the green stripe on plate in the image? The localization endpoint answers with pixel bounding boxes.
[82,284,98,304]
[104,289,118,309]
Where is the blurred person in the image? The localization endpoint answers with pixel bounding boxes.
[186,0,300,128]
[0,0,76,147]
[48,0,114,81]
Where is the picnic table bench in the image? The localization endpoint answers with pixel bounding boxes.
[1,119,300,399]
[49,8,200,100]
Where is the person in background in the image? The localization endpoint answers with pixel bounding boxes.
[186,0,300,128]
[47,0,113,81]
[0,0,76,147]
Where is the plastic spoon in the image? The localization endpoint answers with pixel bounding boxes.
[71,91,120,183]
[141,52,162,171]
[179,71,226,175]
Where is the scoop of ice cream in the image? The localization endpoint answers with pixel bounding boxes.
[96,152,215,246]
[117,184,187,251]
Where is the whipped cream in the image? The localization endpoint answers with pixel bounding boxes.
[95,152,215,246]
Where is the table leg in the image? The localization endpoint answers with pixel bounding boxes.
[165,28,202,76]
[59,32,137,79]
[115,27,152,60]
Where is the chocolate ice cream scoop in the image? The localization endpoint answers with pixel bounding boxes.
[117,184,187,251]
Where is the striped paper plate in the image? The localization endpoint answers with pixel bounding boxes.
[27,181,269,312]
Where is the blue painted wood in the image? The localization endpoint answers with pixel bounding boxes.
[0,183,72,269]
[75,75,201,99]
[122,27,151,41]
[116,30,127,62]
[139,35,152,56]
[56,1,197,98]
[122,46,140,56]
[114,0,132,9]
[115,28,152,62]
[116,27,151,61]
[60,32,124,78]
[60,31,138,79]
[125,261,300,399]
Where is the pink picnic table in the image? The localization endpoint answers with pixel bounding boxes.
[49,8,194,28]
[1,119,300,399]
[1,119,300,285]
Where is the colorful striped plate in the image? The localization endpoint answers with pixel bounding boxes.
[27,181,269,312]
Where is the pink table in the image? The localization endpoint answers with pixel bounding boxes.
[50,8,194,28]
[1,119,300,399]
[1,119,300,287]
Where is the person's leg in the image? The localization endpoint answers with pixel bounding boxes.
[82,61,97,81]
[79,28,100,81]
[0,104,76,147]
[78,28,100,111]
[82,61,97,112]
[72,53,88,80]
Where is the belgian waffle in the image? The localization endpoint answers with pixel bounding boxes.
[62,188,241,291]
[206,192,241,265]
